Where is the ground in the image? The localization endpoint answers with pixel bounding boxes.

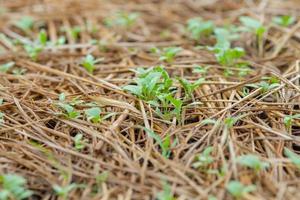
[0,0,300,199]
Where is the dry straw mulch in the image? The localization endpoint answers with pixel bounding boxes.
[0,0,300,199]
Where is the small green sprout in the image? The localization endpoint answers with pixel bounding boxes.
[105,12,139,28]
[56,36,66,45]
[0,62,15,73]
[213,47,245,67]
[187,17,214,41]
[143,127,176,159]
[283,114,300,128]
[14,16,34,32]
[156,181,175,200]
[284,148,300,169]
[57,93,80,119]
[38,29,47,46]
[23,44,43,61]
[237,154,269,172]
[95,171,109,186]
[53,183,81,200]
[81,54,102,74]
[224,116,240,128]
[0,174,33,200]
[214,26,240,49]
[193,65,208,75]
[74,133,86,150]
[159,47,182,63]
[178,77,205,98]
[70,26,81,40]
[12,68,26,76]
[165,94,183,122]
[192,146,214,169]
[85,107,101,123]
[226,181,256,199]
[273,15,295,27]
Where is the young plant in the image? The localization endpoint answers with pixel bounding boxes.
[73,133,86,150]
[159,47,182,63]
[236,154,269,172]
[178,77,205,98]
[0,62,14,73]
[224,116,241,128]
[156,181,175,200]
[38,29,47,46]
[143,127,176,159]
[214,26,240,49]
[105,12,139,28]
[193,65,208,75]
[187,17,214,41]
[273,15,295,27]
[85,107,101,123]
[14,16,34,33]
[283,114,300,128]
[226,181,256,199]
[56,93,80,119]
[284,147,300,169]
[192,146,214,169]
[0,174,33,200]
[70,26,81,40]
[23,44,43,61]
[53,183,81,200]
[81,54,102,74]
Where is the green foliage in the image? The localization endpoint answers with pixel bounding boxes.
[187,17,214,41]
[156,182,176,200]
[226,181,256,199]
[193,65,208,75]
[143,127,176,159]
[178,77,205,98]
[105,12,139,27]
[95,171,109,185]
[0,174,32,200]
[14,16,34,32]
[273,15,295,27]
[284,148,300,169]
[57,93,80,119]
[0,62,15,73]
[283,114,300,128]
[74,133,86,150]
[38,29,47,46]
[81,54,101,74]
[70,26,81,40]
[214,26,240,49]
[237,154,269,172]
[192,146,214,169]
[213,47,245,67]
[53,183,81,200]
[224,116,240,128]
[85,107,101,123]
[23,44,43,61]
[159,47,182,63]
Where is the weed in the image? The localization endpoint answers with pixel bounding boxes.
[53,183,82,200]
[0,62,15,73]
[0,174,32,200]
[70,26,81,40]
[273,15,295,27]
[14,16,34,32]
[85,107,101,123]
[156,181,175,200]
[193,65,208,75]
[23,44,43,61]
[74,133,86,150]
[178,77,205,98]
[38,29,47,46]
[237,154,269,172]
[56,93,80,119]
[159,47,182,63]
[105,12,139,28]
[284,148,300,169]
[192,146,214,169]
[226,181,256,199]
[81,54,102,74]
[283,114,300,128]
[187,17,214,41]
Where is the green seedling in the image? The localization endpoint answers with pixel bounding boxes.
[56,36,66,45]
[143,127,176,158]
[192,146,214,169]
[226,181,256,199]
[193,65,208,75]
[95,171,109,186]
[164,94,183,122]
[70,26,81,40]
[57,93,80,119]
[246,76,280,93]
[85,107,101,123]
[213,47,245,67]
[273,15,295,27]
[178,77,205,98]
[187,17,214,41]
[12,68,26,75]
[105,12,139,28]
[283,114,300,128]
[156,181,176,200]
[14,16,34,32]
[53,183,81,200]
[0,62,15,73]
[200,118,217,126]
[214,26,240,49]
[0,174,33,200]
[224,116,241,128]
[74,133,86,150]
[38,29,47,46]
[284,148,300,169]
[237,154,269,172]
[23,44,43,61]
[81,54,102,74]
[159,47,182,63]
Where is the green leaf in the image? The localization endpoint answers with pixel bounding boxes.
[156,181,175,200]
[38,29,47,46]
[85,107,101,123]
[14,16,34,32]
[74,134,85,150]
[0,62,15,73]
[237,154,269,172]
[159,47,181,63]
[240,16,262,30]
[273,15,295,27]
[187,17,214,40]
[284,148,300,169]
[59,93,66,101]
[226,181,256,198]
[82,54,96,73]
[192,146,214,169]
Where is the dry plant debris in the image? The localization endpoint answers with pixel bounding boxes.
[0,0,300,199]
